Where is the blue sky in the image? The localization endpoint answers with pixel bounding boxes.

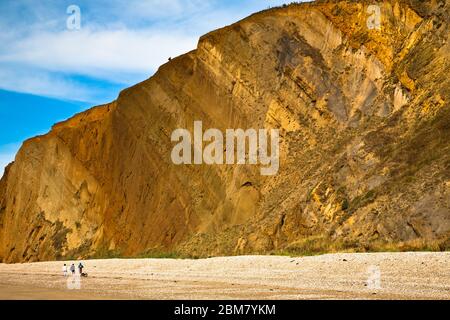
[0,0,298,176]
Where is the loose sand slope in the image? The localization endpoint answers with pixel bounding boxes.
[0,253,449,300]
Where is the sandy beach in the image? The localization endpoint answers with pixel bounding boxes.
[0,252,449,300]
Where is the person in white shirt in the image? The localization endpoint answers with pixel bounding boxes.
[62,264,68,277]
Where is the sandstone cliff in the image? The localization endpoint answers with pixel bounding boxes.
[1,0,449,262]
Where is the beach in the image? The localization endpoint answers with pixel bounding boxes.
[0,252,449,300]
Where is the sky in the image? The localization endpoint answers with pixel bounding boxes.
[0,0,300,177]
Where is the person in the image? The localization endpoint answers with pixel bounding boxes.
[70,263,76,276]
[62,264,68,277]
[78,262,84,275]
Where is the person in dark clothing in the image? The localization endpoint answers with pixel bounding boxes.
[78,262,84,275]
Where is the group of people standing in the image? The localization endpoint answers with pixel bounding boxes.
[62,262,85,277]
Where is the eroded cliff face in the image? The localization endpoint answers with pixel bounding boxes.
[0,0,449,262]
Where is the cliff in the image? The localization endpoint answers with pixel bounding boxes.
[0,0,449,262]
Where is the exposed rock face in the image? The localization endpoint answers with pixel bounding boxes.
[0,0,449,262]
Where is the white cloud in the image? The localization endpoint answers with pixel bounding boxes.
[0,28,198,80]
[0,26,200,103]
[119,0,212,20]
[0,65,96,102]
[0,0,212,101]
[0,0,297,101]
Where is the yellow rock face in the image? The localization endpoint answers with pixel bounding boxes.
[0,0,449,262]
